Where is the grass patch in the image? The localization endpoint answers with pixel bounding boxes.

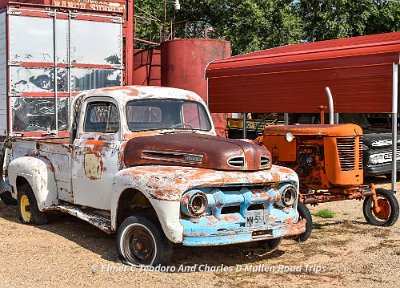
[313,209,335,219]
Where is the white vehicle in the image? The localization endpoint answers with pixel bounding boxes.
[2,86,305,266]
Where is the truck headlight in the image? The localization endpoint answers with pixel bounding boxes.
[281,185,297,207]
[181,191,208,217]
[369,155,378,165]
[369,153,386,165]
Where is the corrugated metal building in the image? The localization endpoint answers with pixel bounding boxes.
[206,32,400,113]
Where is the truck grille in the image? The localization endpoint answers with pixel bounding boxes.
[227,156,245,168]
[337,138,355,171]
[260,156,270,168]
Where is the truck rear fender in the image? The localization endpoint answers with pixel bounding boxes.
[8,156,58,210]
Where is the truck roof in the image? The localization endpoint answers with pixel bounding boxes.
[77,86,206,105]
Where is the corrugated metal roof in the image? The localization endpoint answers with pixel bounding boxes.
[207,32,400,113]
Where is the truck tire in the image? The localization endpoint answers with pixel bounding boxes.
[293,201,313,242]
[17,184,48,225]
[0,148,16,205]
[363,188,399,227]
[117,215,173,266]
[0,191,17,206]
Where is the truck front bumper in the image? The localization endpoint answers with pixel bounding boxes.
[364,161,400,176]
[181,214,306,246]
[363,149,400,176]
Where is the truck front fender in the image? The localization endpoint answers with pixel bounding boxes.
[8,156,58,210]
[110,168,184,243]
[109,165,299,244]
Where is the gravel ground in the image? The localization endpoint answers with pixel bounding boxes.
[0,177,399,288]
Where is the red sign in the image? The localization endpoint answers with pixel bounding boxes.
[52,0,126,13]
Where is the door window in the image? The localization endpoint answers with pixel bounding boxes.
[84,102,119,133]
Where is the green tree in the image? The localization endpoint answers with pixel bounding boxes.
[366,0,400,34]
[134,0,400,53]
[135,0,303,55]
[295,0,400,42]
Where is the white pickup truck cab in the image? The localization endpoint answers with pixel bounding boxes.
[1,86,305,266]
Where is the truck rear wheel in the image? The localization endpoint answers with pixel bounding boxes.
[293,201,312,242]
[117,215,173,266]
[17,184,48,225]
[363,188,399,226]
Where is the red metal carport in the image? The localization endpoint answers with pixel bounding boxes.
[206,32,399,190]
[207,32,399,113]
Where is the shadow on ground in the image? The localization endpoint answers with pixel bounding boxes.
[0,201,287,267]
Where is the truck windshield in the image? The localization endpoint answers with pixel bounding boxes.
[126,99,212,132]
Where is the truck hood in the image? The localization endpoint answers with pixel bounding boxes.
[123,133,271,171]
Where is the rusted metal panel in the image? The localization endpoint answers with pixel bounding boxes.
[263,123,363,137]
[3,4,124,138]
[45,203,112,233]
[161,39,232,136]
[124,133,271,171]
[115,164,297,202]
[207,32,400,113]
[182,219,306,246]
[11,97,69,132]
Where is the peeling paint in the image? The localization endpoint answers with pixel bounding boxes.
[84,153,103,180]
[5,86,305,247]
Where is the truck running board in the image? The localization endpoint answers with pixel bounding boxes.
[46,204,113,234]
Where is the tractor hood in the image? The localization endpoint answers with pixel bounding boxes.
[124,133,271,171]
[263,124,363,137]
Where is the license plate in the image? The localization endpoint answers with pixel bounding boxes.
[245,210,268,227]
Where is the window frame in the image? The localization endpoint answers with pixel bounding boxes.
[83,101,120,134]
[126,99,212,132]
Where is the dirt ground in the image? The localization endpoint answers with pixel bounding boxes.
[0,177,399,288]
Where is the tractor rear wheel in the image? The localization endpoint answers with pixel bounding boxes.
[363,188,399,226]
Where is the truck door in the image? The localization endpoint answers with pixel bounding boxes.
[72,98,121,210]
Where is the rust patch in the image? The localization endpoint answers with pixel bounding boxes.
[84,153,103,180]
[124,133,271,171]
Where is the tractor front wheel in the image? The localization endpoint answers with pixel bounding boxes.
[363,188,399,226]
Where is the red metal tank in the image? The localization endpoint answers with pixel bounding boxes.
[161,39,231,137]
[133,49,161,86]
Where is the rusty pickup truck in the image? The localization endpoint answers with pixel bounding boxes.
[1,86,306,266]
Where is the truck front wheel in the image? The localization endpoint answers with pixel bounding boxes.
[117,215,173,266]
[293,201,312,242]
[17,184,48,225]
[363,188,399,226]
